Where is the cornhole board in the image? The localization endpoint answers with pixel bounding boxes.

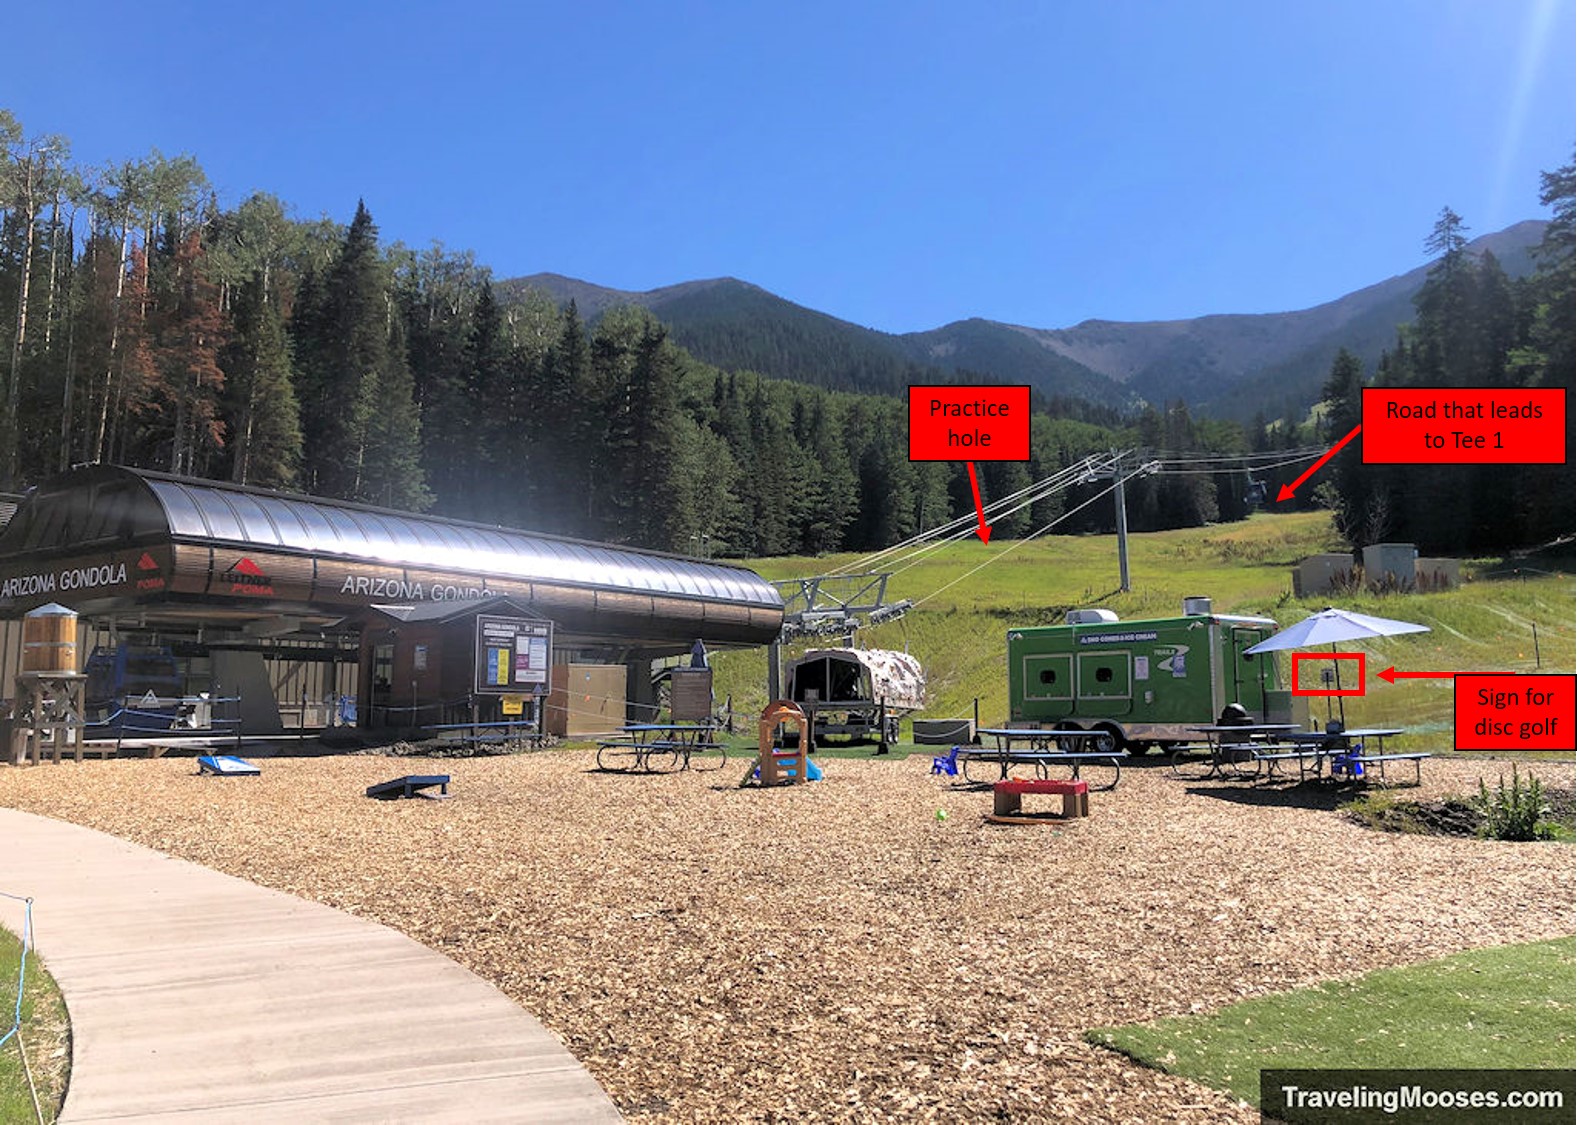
[366,775,450,800]
[197,755,261,777]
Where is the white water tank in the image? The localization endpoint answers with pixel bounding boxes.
[1182,596,1213,616]
[1065,608,1120,625]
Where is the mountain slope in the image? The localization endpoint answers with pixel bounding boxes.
[499,274,1132,404]
[1017,220,1544,417]
[498,219,1545,417]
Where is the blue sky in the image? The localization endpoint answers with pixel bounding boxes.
[8,1,1573,333]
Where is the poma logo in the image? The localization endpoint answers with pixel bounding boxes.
[135,551,166,592]
[224,557,274,596]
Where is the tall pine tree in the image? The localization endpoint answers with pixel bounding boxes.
[292,200,429,507]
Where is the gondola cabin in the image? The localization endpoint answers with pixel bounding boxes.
[785,647,926,743]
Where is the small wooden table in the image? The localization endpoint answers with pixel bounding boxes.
[10,671,87,765]
[988,778,1090,824]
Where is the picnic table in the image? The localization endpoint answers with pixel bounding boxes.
[960,728,1127,791]
[596,722,727,773]
[1278,728,1425,785]
[1170,723,1303,781]
[1171,724,1428,786]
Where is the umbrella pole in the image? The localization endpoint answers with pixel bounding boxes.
[1331,642,1345,728]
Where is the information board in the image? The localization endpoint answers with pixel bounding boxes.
[475,614,553,695]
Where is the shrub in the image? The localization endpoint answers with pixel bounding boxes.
[1475,768,1555,842]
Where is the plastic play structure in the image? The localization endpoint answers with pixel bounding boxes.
[748,700,819,786]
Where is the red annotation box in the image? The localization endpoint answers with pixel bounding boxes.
[1454,673,1575,751]
[908,385,1030,461]
[1362,387,1568,463]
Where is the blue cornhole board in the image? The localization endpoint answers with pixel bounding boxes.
[366,775,450,800]
[197,755,260,777]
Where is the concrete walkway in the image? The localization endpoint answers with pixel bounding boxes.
[0,809,620,1123]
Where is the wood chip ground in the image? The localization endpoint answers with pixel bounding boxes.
[3,753,1572,1122]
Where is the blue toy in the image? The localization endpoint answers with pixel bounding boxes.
[1330,750,1365,780]
[752,757,822,782]
[931,746,961,776]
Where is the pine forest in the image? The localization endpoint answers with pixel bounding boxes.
[1,109,1570,558]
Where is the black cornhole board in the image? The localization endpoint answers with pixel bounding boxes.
[366,774,451,800]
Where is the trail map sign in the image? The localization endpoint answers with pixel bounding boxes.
[475,615,553,695]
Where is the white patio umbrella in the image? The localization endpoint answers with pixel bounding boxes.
[1243,607,1431,726]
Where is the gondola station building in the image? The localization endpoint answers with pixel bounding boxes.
[0,466,783,736]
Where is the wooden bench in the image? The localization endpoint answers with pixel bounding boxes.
[988,778,1089,824]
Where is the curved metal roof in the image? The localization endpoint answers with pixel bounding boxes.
[143,478,776,606]
[0,466,781,611]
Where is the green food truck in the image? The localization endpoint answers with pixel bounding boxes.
[1006,597,1296,752]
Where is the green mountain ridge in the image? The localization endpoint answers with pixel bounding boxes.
[498,219,1544,418]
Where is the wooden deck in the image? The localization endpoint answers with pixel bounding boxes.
[0,808,620,1122]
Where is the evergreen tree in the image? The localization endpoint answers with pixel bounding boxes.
[1318,348,1377,544]
[532,302,595,533]
[222,274,301,488]
[292,200,429,507]
[361,313,431,509]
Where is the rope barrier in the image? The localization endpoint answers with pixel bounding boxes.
[0,891,34,1053]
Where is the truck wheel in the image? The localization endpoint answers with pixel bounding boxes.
[1090,725,1125,754]
[1050,721,1084,753]
[1126,742,1152,757]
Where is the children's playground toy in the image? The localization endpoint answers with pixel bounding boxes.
[747,701,815,786]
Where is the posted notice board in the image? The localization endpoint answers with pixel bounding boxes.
[475,614,553,695]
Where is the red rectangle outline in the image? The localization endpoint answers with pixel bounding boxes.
[1291,652,1366,697]
[1360,386,1569,464]
[907,383,1031,462]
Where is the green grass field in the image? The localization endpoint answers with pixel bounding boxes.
[1086,937,1577,1109]
[0,922,68,1123]
[710,511,1575,753]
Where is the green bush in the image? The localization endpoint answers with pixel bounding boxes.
[1476,768,1555,842]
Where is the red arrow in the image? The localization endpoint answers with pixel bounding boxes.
[966,462,992,544]
[1278,424,1363,502]
[1377,667,1459,684]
